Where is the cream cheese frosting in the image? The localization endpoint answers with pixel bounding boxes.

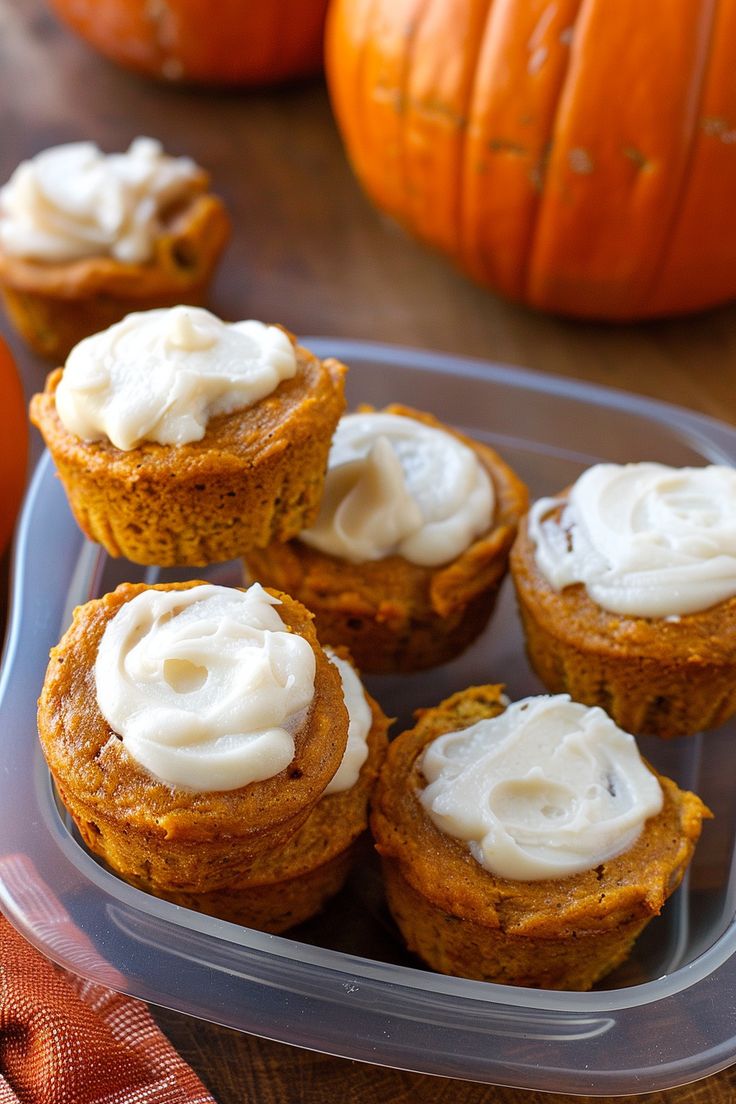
[55,305,297,450]
[0,137,202,264]
[323,650,371,795]
[420,695,663,881]
[299,412,494,566]
[528,462,736,617]
[94,583,315,791]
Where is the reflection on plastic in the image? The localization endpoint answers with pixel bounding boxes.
[107,905,615,1044]
[0,853,125,988]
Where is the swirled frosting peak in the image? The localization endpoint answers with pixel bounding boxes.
[55,306,297,450]
[529,462,736,617]
[0,137,202,263]
[299,412,494,566]
[95,583,316,791]
[420,695,662,881]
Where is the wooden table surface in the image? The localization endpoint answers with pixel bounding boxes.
[3,3,736,1102]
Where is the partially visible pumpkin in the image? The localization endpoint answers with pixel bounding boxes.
[49,0,330,86]
[0,338,28,556]
[326,0,736,320]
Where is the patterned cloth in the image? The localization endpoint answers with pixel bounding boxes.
[0,855,217,1104]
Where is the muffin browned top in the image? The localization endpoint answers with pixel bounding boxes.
[0,187,229,296]
[512,504,736,664]
[38,581,348,842]
[248,404,529,621]
[30,335,347,485]
[371,684,709,937]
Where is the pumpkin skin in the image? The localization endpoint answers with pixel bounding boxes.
[49,0,329,86]
[0,337,28,556]
[326,0,736,320]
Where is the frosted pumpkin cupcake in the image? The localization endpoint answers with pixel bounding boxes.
[0,137,230,359]
[245,406,528,672]
[163,648,390,932]
[371,687,709,990]
[511,463,736,738]
[38,580,350,896]
[30,306,347,565]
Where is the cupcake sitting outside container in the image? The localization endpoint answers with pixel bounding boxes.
[245,405,528,672]
[0,137,230,360]
[38,581,351,901]
[30,306,347,566]
[371,686,709,990]
[511,462,736,739]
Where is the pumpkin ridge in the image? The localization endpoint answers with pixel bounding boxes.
[349,0,428,223]
[454,0,497,268]
[460,0,585,299]
[643,0,719,307]
[400,0,498,258]
[519,0,589,302]
[644,0,736,315]
[396,0,434,226]
[524,0,720,317]
[325,0,373,188]
[352,0,376,172]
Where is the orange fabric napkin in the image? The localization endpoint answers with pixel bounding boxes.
[0,909,218,1103]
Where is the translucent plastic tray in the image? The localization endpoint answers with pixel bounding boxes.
[2,339,736,1097]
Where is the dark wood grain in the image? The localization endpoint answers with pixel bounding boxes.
[152,1009,736,1104]
[3,2,736,1102]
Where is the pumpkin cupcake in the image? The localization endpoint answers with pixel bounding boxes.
[371,686,710,990]
[511,462,736,738]
[244,405,528,672]
[0,137,230,360]
[38,580,350,897]
[159,648,390,932]
[30,306,347,566]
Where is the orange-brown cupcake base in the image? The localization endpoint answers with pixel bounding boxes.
[381,859,650,990]
[157,842,359,934]
[370,685,710,990]
[511,513,736,739]
[245,405,529,673]
[246,541,506,673]
[38,582,349,895]
[516,599,736,740]
[130,683,390,932]
[0,191,230,361]
[61,647,390,931]
[30,341,346,566]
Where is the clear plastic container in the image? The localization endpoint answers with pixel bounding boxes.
[1,339,736,1097]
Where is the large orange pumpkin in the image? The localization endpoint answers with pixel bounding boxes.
[326,0,736,320]
[50,0,330,86]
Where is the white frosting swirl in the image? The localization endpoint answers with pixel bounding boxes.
[300,413,494,566]
[420,695,663,881]
[529,462,736,617]
[323,651,371,795]
[94,583,315,791]
[55,306,297,450]
[0,137,202,264]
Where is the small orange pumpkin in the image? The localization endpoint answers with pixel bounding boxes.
[326,0,736,320]
[0,337,28,555]
[49,0,329,86]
